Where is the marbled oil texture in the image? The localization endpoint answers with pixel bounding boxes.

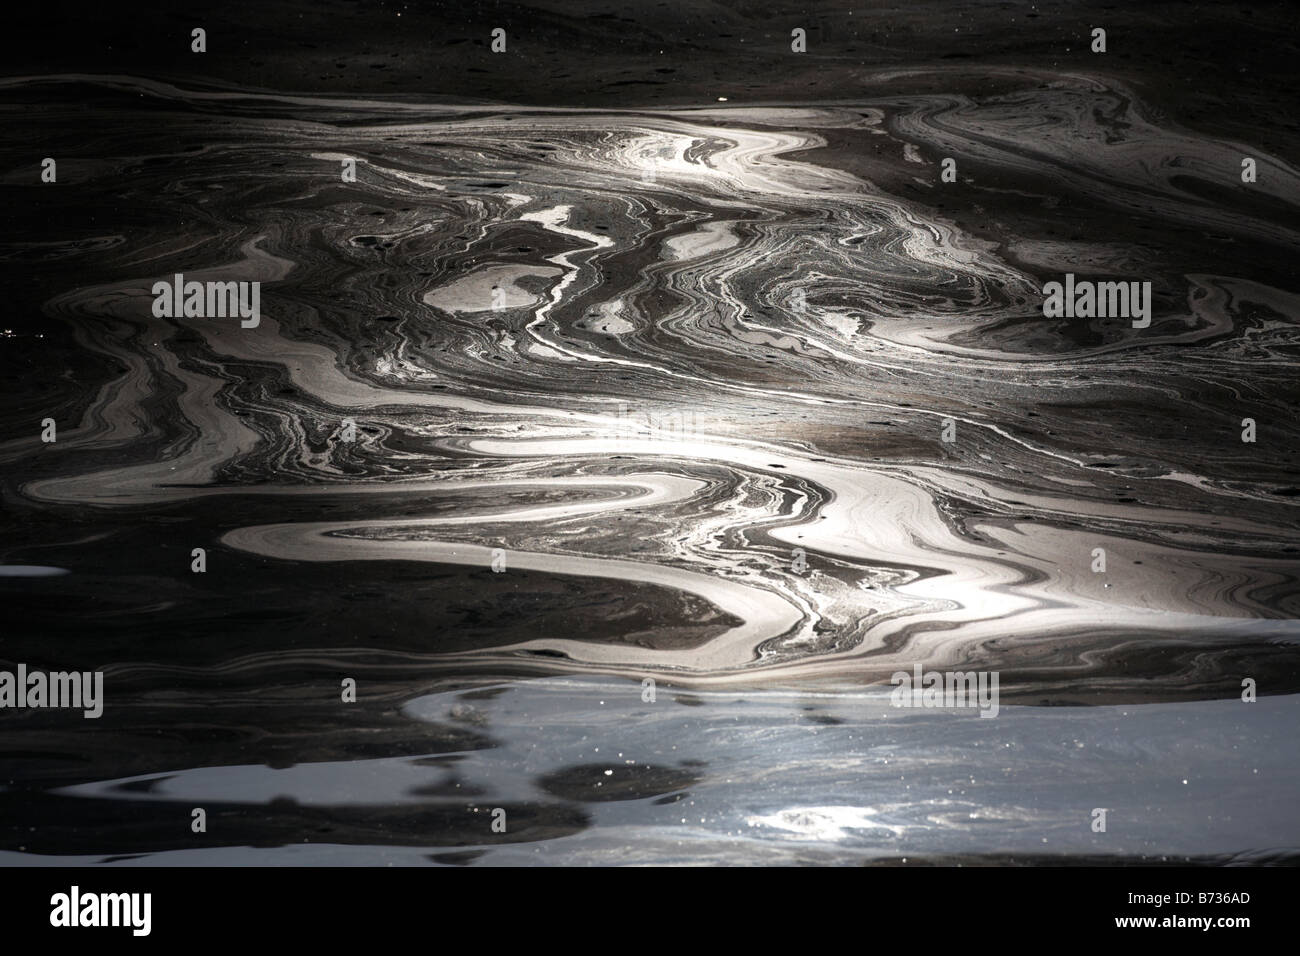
[0,69,1297,863]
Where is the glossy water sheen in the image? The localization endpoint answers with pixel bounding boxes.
[1,60,1297,864]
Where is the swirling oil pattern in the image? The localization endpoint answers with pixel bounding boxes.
[0,0,1298,864]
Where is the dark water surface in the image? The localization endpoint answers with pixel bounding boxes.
[1,2,1298,865]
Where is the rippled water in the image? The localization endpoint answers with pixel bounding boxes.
[1,67,1298,863]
